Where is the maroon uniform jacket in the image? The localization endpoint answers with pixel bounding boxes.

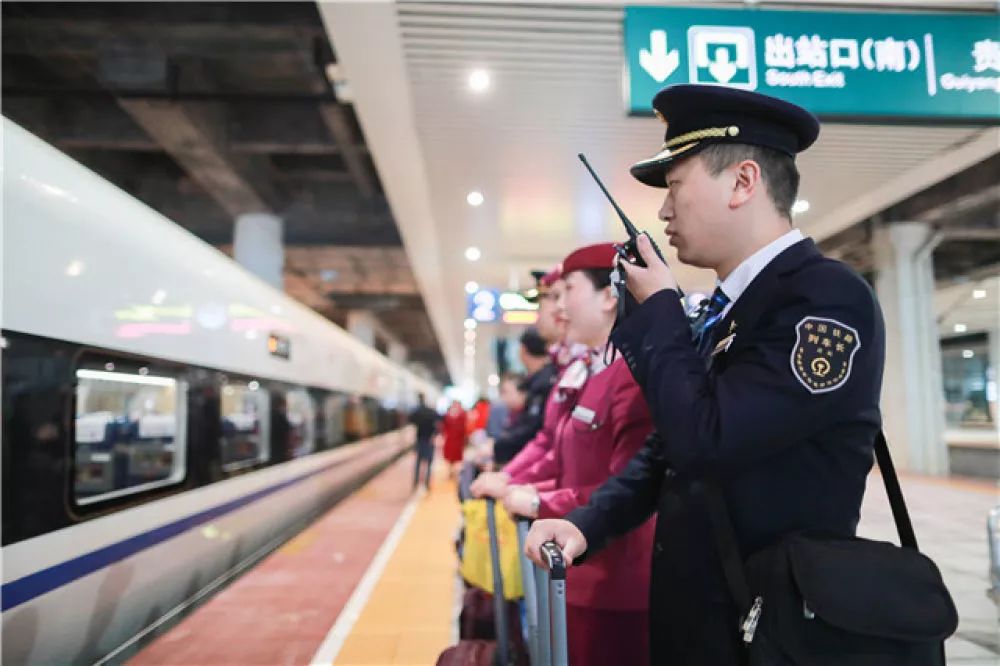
[523,356,656,611]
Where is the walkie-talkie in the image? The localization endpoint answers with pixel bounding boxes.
[577,153,667,269]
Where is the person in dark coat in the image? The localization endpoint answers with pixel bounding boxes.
[408,393,440,491]
[525,84,886,665]
[491,327,558,466]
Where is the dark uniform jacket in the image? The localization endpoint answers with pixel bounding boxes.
[493,363,558,465]
[566,238,886,665]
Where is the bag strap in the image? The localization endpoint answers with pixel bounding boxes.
[705,430,920,618]
[703,483,751,613]
[872,430,919,550]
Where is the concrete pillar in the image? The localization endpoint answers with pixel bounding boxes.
[874,221,948,475]
[988,326,1000,427]
[346,310,377,347]
[234,213,283,290]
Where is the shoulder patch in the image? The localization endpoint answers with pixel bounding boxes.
[790,317,861,394]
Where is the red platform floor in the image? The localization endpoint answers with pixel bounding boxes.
[131,453,433,665]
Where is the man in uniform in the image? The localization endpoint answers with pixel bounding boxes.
[525,84,886,664]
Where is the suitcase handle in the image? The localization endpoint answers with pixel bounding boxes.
[516,520,541,665]
[485,499,510,666]
[539,542,567,581]
[539,541,568,666]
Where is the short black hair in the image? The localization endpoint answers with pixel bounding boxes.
[519,327,548,357]
[697,144,799,219]
[578,267,613,291]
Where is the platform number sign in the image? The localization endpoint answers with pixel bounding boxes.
[467,288,501,324]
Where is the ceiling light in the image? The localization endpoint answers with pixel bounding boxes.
[464,318,477,330]
[488,374,500,387]
[65,260,84,277]
[465,247,482,262]
[467,191,484,207]
[972,289,987,299]
[953,323,968,333]
[465,281,479,294]
[464,330,476,342]
[791,200,810,215]
[962,350,975,359]
[468,69,491,93]
[152,289,167,305]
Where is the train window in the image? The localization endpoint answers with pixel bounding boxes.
[322,394,348,450]
[344,396,368,442]
[285,389,316,458]
[220,379,270,471]
[74,368,187,505]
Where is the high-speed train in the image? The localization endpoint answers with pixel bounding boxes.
[1,118,440,664]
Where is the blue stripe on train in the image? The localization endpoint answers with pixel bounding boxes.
[1,452,363,612]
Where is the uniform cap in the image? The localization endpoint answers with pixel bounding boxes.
[631,84,820,188]
[524,265,562,303]
[561,243,617,275]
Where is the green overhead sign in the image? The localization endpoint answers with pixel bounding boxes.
[624,7,1000,120]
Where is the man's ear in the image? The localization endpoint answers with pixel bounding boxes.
[730,159,762,209]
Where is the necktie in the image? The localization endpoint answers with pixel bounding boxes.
[693,287,731,357]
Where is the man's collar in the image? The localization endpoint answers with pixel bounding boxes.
[718,228,804,304]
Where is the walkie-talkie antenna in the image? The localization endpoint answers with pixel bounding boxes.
[577,153,640,240]
[576,152,680,297]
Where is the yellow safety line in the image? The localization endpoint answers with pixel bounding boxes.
[333,478,461,665]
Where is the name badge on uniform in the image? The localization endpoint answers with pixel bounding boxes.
[572,405,596,425]
[712,333,736,357]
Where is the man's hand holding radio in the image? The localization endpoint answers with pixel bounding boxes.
[617,233,678,304]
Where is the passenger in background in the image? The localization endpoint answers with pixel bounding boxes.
[502,244,655,666]
[466,397,490,440]
[440,400,468,478]
[408,393,440,491]
[491,328,557,466]
[484,390,509,440]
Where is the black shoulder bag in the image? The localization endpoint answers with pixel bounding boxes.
[706,432,959,665]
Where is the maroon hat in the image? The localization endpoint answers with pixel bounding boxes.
[561,243,617,275]
[539,266,562,288]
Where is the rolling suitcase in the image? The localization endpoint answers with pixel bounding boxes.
[515,518,569,666]
[437,498,524,666]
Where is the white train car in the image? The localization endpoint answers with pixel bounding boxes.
[1,118,440,664]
